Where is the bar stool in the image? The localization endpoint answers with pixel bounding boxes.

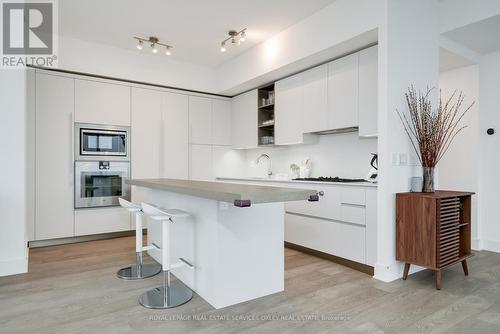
[116,198,162,280]
[139,202,194,309]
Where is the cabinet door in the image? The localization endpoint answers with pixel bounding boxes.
[302,64,328,133]
[275,73,303,145]
[358,46,378,137]
[327,53,359,129]
[189,144,213,181]
[75,207,130,236]
[189,96,212,144]
[231,89,258,149]
[212,99,231,145]
[212,145,246,178]
[35,73,75,240]
[75,79,130,126]
[131,87,163,203]
[163,92,189,179]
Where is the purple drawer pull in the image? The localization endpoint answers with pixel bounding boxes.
[308,195,319,202]
[234,199,251,207]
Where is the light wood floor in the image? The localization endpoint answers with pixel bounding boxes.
[2,237,500,334]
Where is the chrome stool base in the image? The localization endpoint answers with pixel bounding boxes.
[116,263,161,280]
[139,282,193,309]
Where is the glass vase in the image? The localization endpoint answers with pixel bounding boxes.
[422,167,435,193]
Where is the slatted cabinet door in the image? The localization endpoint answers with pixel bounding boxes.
[437,197,461,268]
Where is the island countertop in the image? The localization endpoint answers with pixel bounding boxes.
[127,178,318,206]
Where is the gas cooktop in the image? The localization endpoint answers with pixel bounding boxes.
[292,176,367,183]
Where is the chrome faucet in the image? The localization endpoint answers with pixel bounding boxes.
[256,154,272,177]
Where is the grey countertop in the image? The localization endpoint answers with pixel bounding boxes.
[127,178,318,205]
[216,176,378,187]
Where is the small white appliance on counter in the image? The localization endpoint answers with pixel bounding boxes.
[74,123,131,208]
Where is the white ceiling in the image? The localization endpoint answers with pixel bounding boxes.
[59,0,336,68]
[443,14,500,54]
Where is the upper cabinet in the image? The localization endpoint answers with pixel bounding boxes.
[275,73,304,145]
[212,99,232,146]
[75,79,131,126]
[301,64,328,134]
[358,45,378,137]
[327,52,359,130]
[231,89,258,149]
[189,96,212,144]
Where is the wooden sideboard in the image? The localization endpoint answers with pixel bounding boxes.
[396,191,474,289]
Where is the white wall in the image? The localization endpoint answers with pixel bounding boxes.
[375,0,439,282]
[438,65,479,248]
[0,69,28,276]
[478,50,500,252]
[241,133,377,179]
[59,36,218,93]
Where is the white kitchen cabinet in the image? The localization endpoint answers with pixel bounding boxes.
[189,144,212,181]
[275,73,303,145]
[163,92,189,179]
[212,145,246,178]
[338,223,366,263]
[231,89,258,149]
[35,73,75,240]
[75,79,130,126]
[301,64,328,133]
[131,87,163,204]
[189,96,212,144]
[212,99,232,146]
[75,207,130,236]
[358,45,378,137]
[327,53,359,130]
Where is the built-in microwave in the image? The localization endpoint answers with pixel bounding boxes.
[75,123,130,161]
[75,160,130,208]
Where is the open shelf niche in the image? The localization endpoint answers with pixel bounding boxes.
[257,83,275,146]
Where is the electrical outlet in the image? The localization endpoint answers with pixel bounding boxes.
[392,153,400,166]
[399,153,408,166]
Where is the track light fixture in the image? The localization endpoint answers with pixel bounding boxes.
[134,36,173,56]
[220,28,247,52]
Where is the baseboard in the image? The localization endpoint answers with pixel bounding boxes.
[28,230,139,248]
[481,239,500,253]
[284,241,374,275]
[0,257,28,277]
[373,261,425,282]
[471,238,482,251]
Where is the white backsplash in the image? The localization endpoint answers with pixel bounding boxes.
[242,132,377,179]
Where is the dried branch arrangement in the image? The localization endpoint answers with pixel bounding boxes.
[397,85,474,167]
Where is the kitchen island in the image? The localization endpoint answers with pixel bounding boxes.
[127,178,318,309]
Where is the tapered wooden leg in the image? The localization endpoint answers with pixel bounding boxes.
[435,270,441,290]
[461,259,469,276]
[403,263,410,280]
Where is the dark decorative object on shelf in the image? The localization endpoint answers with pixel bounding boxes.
[397,86,474,192]
[487,128,495,135]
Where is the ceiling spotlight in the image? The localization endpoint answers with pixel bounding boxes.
[219,28,247,52]
[133,36,173,56]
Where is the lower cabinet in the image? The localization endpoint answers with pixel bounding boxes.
[285,213,366,264]
[75,207,131,236]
